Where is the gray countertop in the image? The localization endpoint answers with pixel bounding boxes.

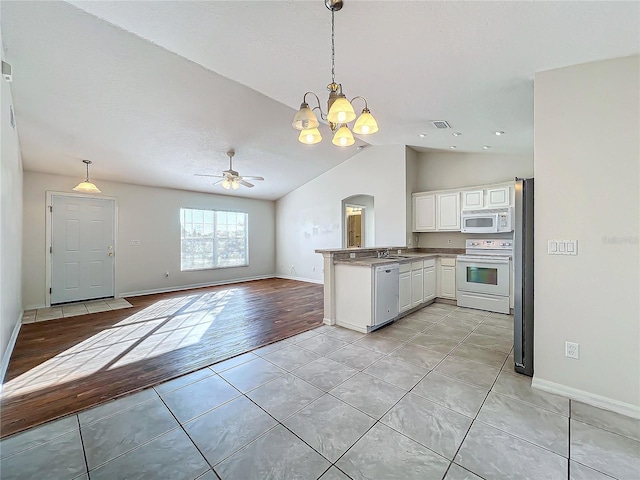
[333,252,459,267]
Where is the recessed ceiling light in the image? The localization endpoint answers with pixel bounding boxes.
[482,145,491,150]
[419,133,427,138]
[493,131,505,136]
[452,132,462,136]
[449,146,457,149]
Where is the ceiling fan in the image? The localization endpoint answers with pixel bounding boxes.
[195,150,264,190]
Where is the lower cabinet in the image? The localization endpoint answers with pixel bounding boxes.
[423,259,436,302]
[411,262,424,307]
[438,257,457,299]
[399,268,412,313]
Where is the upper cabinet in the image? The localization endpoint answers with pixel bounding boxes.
[413,192,460,232]
[460,184,513,210]
[413,194,436,231]
[486,186,511,208]
[461,190,484,210]
[436,192,461,231]
[414,181,514,232]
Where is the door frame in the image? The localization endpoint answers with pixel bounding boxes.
[45,191,119,307]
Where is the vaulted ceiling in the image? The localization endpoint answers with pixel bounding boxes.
[2,1,638,200]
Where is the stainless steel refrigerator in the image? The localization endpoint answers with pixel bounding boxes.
[514,178,534,376]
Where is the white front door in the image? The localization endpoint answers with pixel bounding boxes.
[51,195,115,304]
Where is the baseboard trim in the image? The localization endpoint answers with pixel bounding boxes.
[120,275,276,298]
[532,377,640,419]
[276,275,323,285]
[1,313,23,388]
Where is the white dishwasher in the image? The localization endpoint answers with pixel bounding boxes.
[372,263,400,330]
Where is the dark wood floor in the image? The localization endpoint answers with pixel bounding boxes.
[1,278,323,438]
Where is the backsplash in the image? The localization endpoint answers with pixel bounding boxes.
[417,231,513,249]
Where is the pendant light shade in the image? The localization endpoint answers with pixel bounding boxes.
[332,125,355,146]
[298,127,323,145]
[73,160,101,193]
[231,179,240,190]
[292,103,320,130]
[327,95,356,124]
[352,108,379,135]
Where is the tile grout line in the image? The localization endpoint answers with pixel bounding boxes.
[75,415,91,479]
[155,392,220,480]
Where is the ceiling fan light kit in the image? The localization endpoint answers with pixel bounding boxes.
[292,0,378,146]
[195,150,264,190]
[73,159,101,193]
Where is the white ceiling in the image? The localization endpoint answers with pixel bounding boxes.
[2,1,638,200]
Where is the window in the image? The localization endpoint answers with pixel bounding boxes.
[180,208,248,271]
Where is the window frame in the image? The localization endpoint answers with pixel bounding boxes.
[179,207,249,272]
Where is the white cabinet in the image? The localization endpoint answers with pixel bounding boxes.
[436,192,461,231]
[438,258,457,299]
[411,262,424,307]
[487,186,510,208]
[462,190,484,210]
[413,194,436,231]
[399,268,411,313]
[423,259,436,302]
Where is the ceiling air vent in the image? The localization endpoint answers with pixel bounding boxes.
[431,120,451,129]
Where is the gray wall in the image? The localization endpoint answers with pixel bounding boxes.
[23,171,276,308]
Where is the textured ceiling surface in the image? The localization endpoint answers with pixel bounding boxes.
[2,1,639,199]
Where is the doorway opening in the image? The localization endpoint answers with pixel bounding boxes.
[341,194,374,248]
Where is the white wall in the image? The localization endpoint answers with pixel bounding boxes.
[23,171,275,308]
[414,151,533,248]
[415,151,533,191]
[405,147,419,247]
[534,55,640,415]
[276,145,408,283]
[1,38,24,373]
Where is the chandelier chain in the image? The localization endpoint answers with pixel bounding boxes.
[331,8,335,84]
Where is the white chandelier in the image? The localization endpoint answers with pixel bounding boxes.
[292,0,378,147]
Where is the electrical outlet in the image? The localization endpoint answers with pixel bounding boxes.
[565,341,579,359]
[397,249,402,254]
[165,271,169,278]
[350,253,356,259]
[448,239,452,245]
[312,266,316,272]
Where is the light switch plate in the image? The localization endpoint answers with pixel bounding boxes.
[548,240,578,255]
[129,240,141,246]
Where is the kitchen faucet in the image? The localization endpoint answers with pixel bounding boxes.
[377,249,390,258]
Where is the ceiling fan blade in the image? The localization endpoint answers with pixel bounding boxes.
[241,176,264,181]
[195,174,225,178]
[237,179,254,188]
[212,179,224,186]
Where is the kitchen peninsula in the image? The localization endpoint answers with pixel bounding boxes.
[316,247,463,333]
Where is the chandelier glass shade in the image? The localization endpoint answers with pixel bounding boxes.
[73,160,101,193]
[292,0,378,147]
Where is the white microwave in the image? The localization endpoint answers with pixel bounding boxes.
[461,208,512,233]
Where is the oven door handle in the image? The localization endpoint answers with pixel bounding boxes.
[457,257,510,265]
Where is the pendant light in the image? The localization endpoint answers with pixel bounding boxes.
[73,160,101,193]
[291,0,378,146]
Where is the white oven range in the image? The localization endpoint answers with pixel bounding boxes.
[456,239,512,314]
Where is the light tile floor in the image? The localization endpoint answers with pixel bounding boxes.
[22,298,133,323]
[2,304,639,480]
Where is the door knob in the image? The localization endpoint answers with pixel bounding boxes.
[108,252,114,257]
